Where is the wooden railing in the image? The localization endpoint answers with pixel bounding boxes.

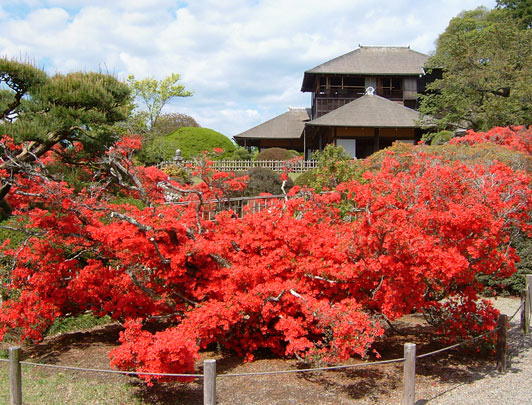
[168,194,287,220]
[160,160,319,173]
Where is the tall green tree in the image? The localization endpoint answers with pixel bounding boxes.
[496,0,532,28]
[127,73,192,131]
[152,112,199,136]
[419,6,532,131]
[0,58,131,211]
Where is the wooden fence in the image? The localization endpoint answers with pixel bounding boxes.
[160,159,319,173]
[165,194,288,219]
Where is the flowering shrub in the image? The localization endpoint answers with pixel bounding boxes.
[450,126,532,155]
[1,128,531,381]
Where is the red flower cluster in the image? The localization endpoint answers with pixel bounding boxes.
[1,129,530,381]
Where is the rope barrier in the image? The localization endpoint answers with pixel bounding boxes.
[17,361,203,379]
[218,357,406,378]
[4,302,524,378]
[508,300,524,322]
[416,327,499,359]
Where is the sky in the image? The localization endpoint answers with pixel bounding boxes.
[0,0,497,139]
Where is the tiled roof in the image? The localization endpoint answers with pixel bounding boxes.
[233,108,310,140]
[301,46,429,91]
[307,94,423,128]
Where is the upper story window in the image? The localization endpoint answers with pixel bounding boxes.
[316,76,366,97]
[377,77,402,98]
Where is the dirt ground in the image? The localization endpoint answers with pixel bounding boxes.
[5,304,509,405]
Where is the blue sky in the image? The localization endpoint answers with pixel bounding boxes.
[0,0,496,139]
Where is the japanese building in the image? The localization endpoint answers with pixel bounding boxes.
[234,46,435,159]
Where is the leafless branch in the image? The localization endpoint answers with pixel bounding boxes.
[149,237,170,264]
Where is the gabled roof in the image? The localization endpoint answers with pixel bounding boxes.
[233,108,310,140]
[306,94,423,128]
[301,46,429,91]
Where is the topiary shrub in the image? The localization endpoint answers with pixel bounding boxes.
[244,167,293,196]
[255,147,298,161]
[293,169,317,188]
[149,127,236,161]
[230,147,254,161]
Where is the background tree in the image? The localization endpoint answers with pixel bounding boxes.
[127,73,192,131]
[418,6,532,131]
[496,0,532,28]
[152,112,199,136]
[0,58,130,213]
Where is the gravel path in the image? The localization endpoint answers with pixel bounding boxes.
[423,297,532,405]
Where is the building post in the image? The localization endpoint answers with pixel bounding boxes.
[303,128,307,160]
[374,127,380,152]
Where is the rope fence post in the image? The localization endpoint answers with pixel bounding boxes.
[496,314,508,373]
[8,346,22,405]
[525,274,532,333]
[521,288,529,334]
[203,359,216,405]
[402,343,416,405]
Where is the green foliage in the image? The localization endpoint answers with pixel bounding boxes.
[419,6,532,131]
[255,147,298,161]
[311,145,362,190]
[294,169,317,187]
[108,196,147,210]
[148,127,236,162]
[0,59,131,178]
[479,231,532,296]
[422,130,454,145]
[497,0,532,28]
[0,217,28,249]
[230,146,254,160]
[152,112,199,136]
[160,164,193,185]
[46,312,112,336]
[244,167,293,196]
[127,73,192,131]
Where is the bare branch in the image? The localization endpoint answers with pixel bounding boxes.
[149,237,170,264]
[110,212,153,233]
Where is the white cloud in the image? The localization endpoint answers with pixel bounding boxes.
[0,0,497,137]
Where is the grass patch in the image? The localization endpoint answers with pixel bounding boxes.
[46,313,112,337]
[0,366,142,405]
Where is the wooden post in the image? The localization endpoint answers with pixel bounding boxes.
[402,343,416,405]
[9,346,22,405]
[374,128,380,153]
[203,359,216,405]
[525,274,532,333]
[496,314,508,373]
[521,289,529,335]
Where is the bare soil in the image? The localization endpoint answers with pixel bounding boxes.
[1,306,505,405]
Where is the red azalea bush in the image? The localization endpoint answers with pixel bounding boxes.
[450,125,532,155]
[1,128,531,382]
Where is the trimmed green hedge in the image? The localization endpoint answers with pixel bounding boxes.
[255,148,299,161]
[244,167,293,196]
[151,127,236,161]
